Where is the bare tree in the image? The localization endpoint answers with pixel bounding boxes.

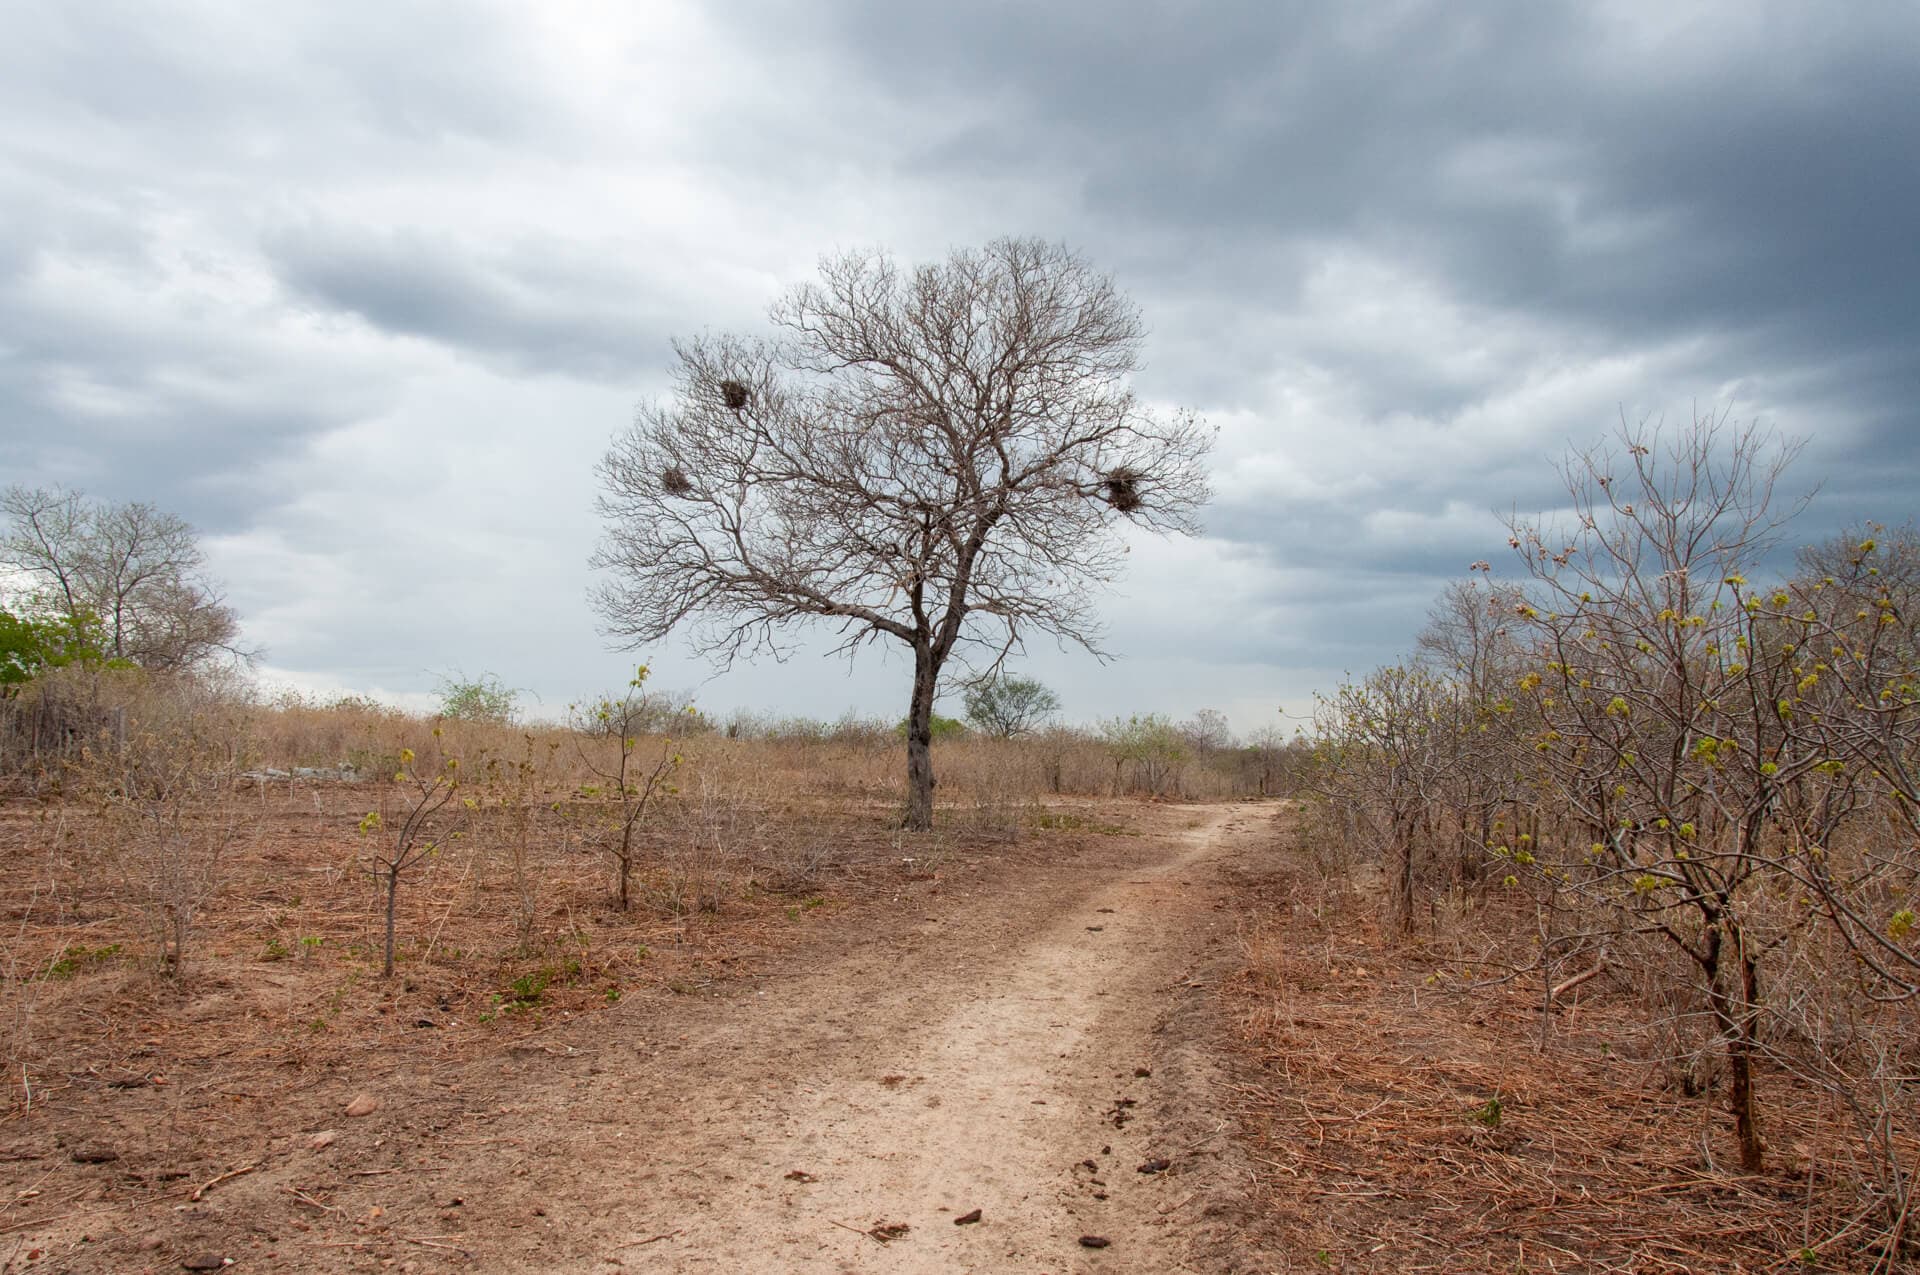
[1179,708,1235,752]
[1310,664,1456,935]
[1297,418,1917,1245]
[594,239,1212,829]
[1416,577,1531,882]
[569,666,684,911]
[1,486,249,672]
[359,741,466,979]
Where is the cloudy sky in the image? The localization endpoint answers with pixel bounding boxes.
[3,1,1914,734]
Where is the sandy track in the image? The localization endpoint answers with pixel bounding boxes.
[579,802,1250,1273]
[38,802,1274,1273]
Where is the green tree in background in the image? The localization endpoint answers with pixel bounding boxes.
[0,608,106,687]
[962,675,1061,739]
[1,486,248,672]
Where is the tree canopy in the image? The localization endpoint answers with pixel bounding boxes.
[594,238,1212,827]
[1,486,248,673]
[963,674,1061,739]
[0,608,104,687]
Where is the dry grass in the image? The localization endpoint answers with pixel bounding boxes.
[0,782,1072,1096]
[0,731,1153,1270]
[0,685,1170,1134]
[1223,832,1920,1274]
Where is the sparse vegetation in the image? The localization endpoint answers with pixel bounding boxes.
[1291,415,1919,1263]
[75,688,246,980]
[570,666,684,911]
[359,734,467,978]
[2,415,1908,1269]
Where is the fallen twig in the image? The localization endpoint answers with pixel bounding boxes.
[189,1162,258,1203]
[280,1186,338,1213]
[1549,957,1609,1005]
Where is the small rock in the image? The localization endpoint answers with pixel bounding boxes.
[1133,1066,1152,1078]
[1079,1235,1111,1248]
[953,1208,982,1225]
[1137,1157,1171,1174]
[69,1146,119,1164]
[138,1237,164,1252]
[310,1130,338,1150]
[345,1094,380,1118]
[182,1256,231,1271]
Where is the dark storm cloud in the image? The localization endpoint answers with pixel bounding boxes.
[265,224,674,381]
[763,0,1920,514]
[793,1,1919,337]
[0,4,553,533]
[0,246,371,531]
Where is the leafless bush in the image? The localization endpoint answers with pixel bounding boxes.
[483,732,560,949]
[79,694,246,980]
[644,775,765,922]
[1,812,74,1111]
[760,835,838,895]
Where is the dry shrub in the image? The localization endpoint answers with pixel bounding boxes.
[643,775,768,920]
[1248,800,1920,1271]
[1,812,75,1110]
[65,677,249,979]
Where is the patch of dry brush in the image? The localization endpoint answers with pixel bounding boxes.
[1225,825,1918,1273]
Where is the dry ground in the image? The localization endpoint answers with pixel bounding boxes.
[1,790,1909,1273]
[0,794,1279,1272]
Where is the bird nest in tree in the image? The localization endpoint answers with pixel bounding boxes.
[719,379,751,411]
[660,467,694,497]
[1102,467,1145,513]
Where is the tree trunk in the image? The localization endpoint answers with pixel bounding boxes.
[617,820,634,911]
[383,870,399,978]
[903,647,938,831]
[1393,801,1418,937]
[1729,930,1766,1172]
[1701,921,1765,1172]
[1727,1028,1763,1172]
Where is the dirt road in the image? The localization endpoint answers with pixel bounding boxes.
[33,802,1277,1273]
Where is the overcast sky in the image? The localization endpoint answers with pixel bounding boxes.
[2,2,1914,735]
